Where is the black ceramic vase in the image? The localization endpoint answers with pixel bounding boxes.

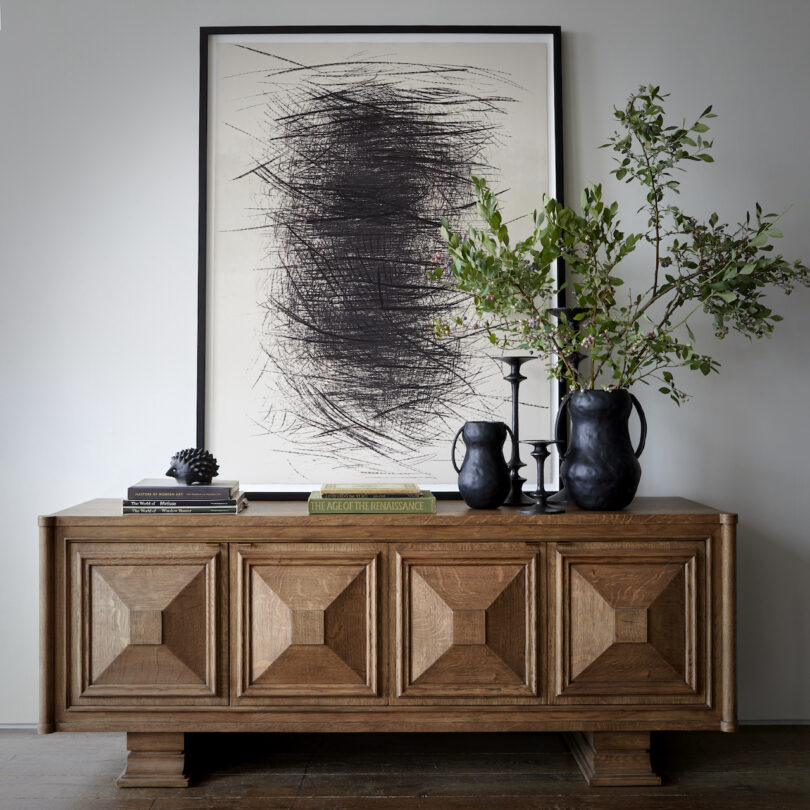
[556,390,647,511]
[451,421,513,509]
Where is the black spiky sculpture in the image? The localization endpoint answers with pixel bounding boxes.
[166,448,220,486]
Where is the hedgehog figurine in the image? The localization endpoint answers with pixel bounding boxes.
[166,448,220,486]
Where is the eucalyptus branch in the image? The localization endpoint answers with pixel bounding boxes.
[638,138,662,296]
[433,85,810,405]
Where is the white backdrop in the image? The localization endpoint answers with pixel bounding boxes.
[1,0,808,723]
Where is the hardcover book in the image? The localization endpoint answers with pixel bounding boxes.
[308,491,436,515]
[122,501,247,515]
[127,478,239,500]
[320,482,422,499]
[123,495,245,508]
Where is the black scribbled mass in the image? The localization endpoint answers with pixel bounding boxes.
[241,50,518,474]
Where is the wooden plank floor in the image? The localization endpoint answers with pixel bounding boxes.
[0,728,808,809]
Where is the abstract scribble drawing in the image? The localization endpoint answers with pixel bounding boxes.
[229,46,525,475]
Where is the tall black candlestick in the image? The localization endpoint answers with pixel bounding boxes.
[495,355,537,506]
[546,308,588,506]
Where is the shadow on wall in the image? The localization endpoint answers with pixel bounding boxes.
[737,523,810,721]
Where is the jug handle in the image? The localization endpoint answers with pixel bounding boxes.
[452,423,517,473]
[553,392,573,456]
[630,393,647,458]
[450,426,465,473]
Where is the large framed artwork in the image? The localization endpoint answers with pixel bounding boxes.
[198,26,563,497]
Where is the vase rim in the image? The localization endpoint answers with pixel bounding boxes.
[571,388,631,395]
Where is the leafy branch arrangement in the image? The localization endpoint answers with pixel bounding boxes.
[431,85,810,402]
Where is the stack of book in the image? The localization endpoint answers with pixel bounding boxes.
[123,479,247,514]
[308,483,436,515]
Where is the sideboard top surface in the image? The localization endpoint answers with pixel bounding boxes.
[41,497,736,528]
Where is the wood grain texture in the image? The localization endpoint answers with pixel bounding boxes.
[38,521,55,734]
[68,543,226,706]
[233,545,381,702]
[39,499,737,789]
[395,546,537,701]
[46,497,730,521]
[50,706,741,734]
[564,731,661,786]
[720,521,737,732]
[117,732,188,788]
[129,610,163,646]
[550,541,707,705]
[614,608,648,643]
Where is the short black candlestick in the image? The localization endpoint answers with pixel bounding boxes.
[495,355,537,506]
[518,439,565,515]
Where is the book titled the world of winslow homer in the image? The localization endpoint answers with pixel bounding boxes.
[123,479,245,514]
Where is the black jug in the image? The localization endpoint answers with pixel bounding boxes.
[556,389,647,510]
[451,421,514,509]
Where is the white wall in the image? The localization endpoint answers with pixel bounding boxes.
[1,0,808,724]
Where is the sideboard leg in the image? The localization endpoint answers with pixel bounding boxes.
[117,732,189,788]
[563,731,661,786]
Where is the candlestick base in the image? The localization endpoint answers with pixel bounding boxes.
[518,439,565,516]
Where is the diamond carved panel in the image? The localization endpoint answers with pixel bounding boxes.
[70,543,224,704]
[396,551,537,699]
[235,549,379,699]
[553,542,706,704]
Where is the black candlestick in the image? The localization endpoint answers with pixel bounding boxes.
[495,355,537,506]
[546,307,588,372]
[518,439,565,515]
[545,308,588,506]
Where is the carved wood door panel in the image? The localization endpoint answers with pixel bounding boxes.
[394,546,538,702]
[549,540,708,705]
[233,545,382,702]
[68,542,227,706]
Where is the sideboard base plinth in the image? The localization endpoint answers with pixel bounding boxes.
[564,731,661,786]
[117,732,189,788]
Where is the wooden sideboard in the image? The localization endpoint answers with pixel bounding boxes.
[39,498,736,787]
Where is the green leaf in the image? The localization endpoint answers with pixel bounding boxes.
[698,154,714,162]
[692,122,710,133]
[718,292,737,303]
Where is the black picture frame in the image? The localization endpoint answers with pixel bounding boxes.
[197,26,565,500]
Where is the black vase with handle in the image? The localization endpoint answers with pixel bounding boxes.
[556,389,647,510]
[451,421,513,509]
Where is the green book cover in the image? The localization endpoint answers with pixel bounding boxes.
[308,491,436,515]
